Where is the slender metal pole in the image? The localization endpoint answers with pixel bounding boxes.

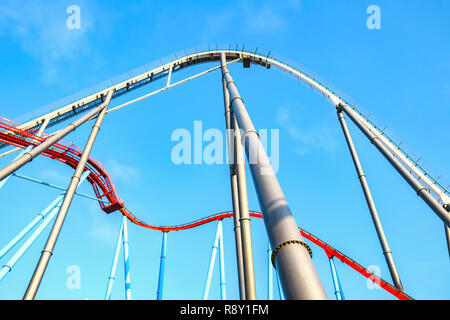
[12,172,103,203]
[445,224,450,259]
[104,217,124,300]
[275,271,285,300]
[220,53,327,300]
[122,217,131,300]
[156,232,167,300]
[203,222,221,300]
[337,109,404,291]
[222,74,246,300]
[218,221,226,300]
[232,112,257,299]
[0,171,89,281]
[23,91,113,300]
[0,146,32,190]
[0,91,113,182]
[0,196,61,260]
[267,242,273,300]
[340,103,450,227]
[328,257,345,300]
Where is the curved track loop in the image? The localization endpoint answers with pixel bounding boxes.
[0,122,412,300]
[0,50,418,300]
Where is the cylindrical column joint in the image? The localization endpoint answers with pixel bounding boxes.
[220,52,327,300]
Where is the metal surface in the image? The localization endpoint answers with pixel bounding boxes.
[156,232,167,300]
[222,74,246,300]
[22,91,112,300]
[328,257,345,300]
[220,53,327,300]
[337,109,403,291]
[0,91,113,182]
[267,242,273,300]
[122,217,131,300]
[0,171,89,281]
[232,110,257,300]
[340,103,450,228]
[105,216,125,300]
[218,221,226,300]
[203,221,221,300]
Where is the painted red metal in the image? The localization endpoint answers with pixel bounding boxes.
[0,119,413,300]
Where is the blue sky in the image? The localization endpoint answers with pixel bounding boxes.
[0,0,449,300]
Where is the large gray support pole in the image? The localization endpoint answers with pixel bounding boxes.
[23,91,113,300]
[0,91,113,182]
[232,108,257,300]
[337,109,404,290]
[445,225,450,258]
[222,76,246,300]
[340,104,450,228]
[220,53,327,300]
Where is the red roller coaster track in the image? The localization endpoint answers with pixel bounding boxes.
[0,119,413,300]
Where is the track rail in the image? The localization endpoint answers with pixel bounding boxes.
[8,48,448,207]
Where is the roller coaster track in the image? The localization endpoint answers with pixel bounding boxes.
[0,118,413,300]
[1,47,447,300]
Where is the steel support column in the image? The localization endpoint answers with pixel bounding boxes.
[337,109,403,291]
[220,53,327,300]
[222,74,246,300]
[23,91,113,300]
[267,242,273,300]
[105,216,125,300]
[340,104,450,228]
[218,221,226,300]
[122,217,131,300]
[0,91,113,182]
[203,222,221,300]
[445,224,450,258]
[156,232,167,300]
[0,171,89,281]
[328,257,345,300]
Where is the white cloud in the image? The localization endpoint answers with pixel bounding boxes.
[106,160,139,184]
[276,106,339,155]
[0,1,96,83]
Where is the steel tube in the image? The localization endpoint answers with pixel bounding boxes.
[156,232,167,300]
[23,91,112,300]
[337,109,403,291]
[267,242,273,300]
[104,216,124,300]
[340,104,450,228]
[231,112,257,300]
[445,225,450,258]
[222,75,246,300]
[220,53,327,300]
[0,91,113,182]
[328,257,345,300]
[122,217,131,300]
[0,146,32,190]
[218,221,226,300]
[0,171,89,281]
[202,223,221,300]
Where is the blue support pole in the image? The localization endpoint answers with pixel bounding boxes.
[0,171,90,281]
[0,196,63,259]
[218,220,226,300]
[104,216,125,300]
[276,271,285,300]
[122,217,131,300]
[202,221,221,300]
[329,257,345,300]
[267,242,273,300]
[0,146,32,190]
[156,232,167,300]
